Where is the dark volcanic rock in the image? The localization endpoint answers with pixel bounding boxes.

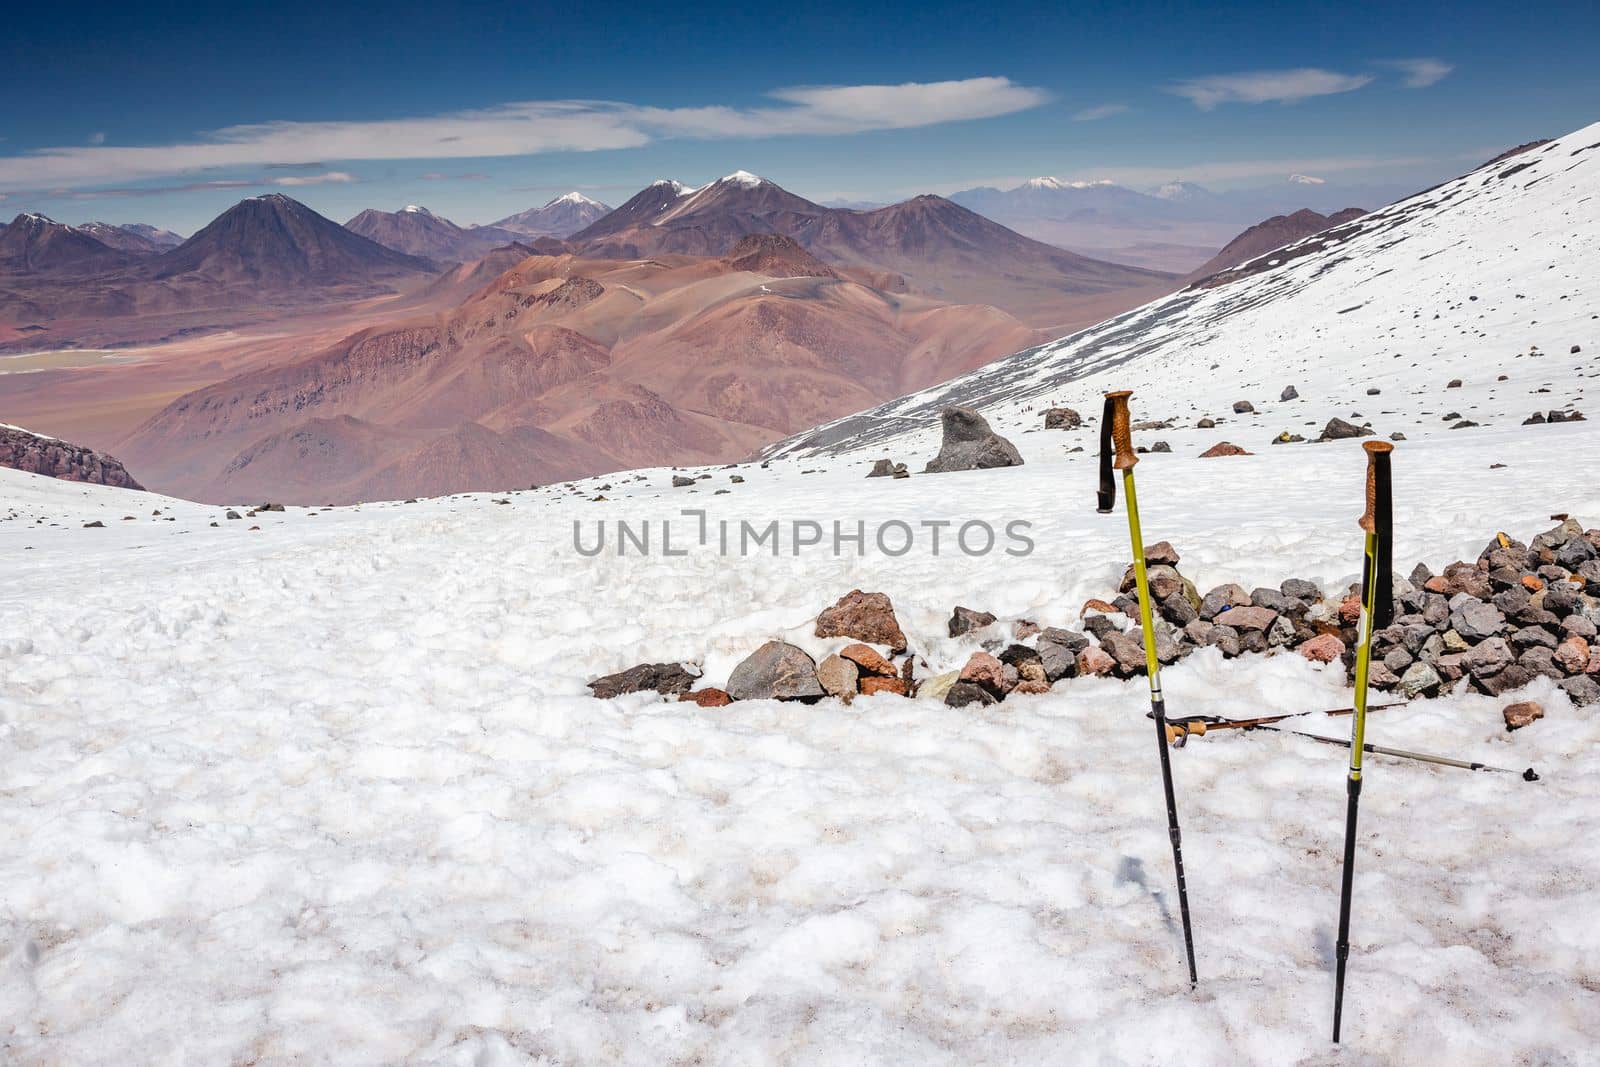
[0,426,144,489]
[589,662,697,699]
[1317,418,1374,442]
[924,407,1023,473]
[1043,407,1082,430]
[948,605,997,637]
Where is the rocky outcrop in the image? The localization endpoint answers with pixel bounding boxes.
[0,425,144,489]
[924,407,1023,474]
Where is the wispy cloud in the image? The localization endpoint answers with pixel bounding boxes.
[419,171,490,181]
[910,152,1440,196]
[0,77,1048,192]
[1288,173,1326,184]
[1379,58,1454,88]
[88,132,105,145]
[269,171,356,187]
[40,179,256,200]
[1073,103,1130,122]
[1168,68,1375,110]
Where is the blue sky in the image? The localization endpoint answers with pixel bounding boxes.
[2,0,1596,232]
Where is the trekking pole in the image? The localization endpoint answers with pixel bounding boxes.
[1333,440,1394,1043]
[1101,388,1198,987]
[1255,724,1540,780]
[1161,702,1407,745]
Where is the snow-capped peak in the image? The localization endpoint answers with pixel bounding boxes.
[17,212,58,226]
[716,170,765,188]
[547,191,599,207]
[1288,173,1327,185]
[1154,180,1209,201]
[1021,177,1120,192]
[648,179,692,197]
[401,204,435,215]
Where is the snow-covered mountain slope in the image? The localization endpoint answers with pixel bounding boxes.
[3,399,1599,1061]
[766,122,1598,463]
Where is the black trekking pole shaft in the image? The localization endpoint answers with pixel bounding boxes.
[1104,389,1197,987]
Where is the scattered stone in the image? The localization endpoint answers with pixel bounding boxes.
[1317,417,1374,441]
[679,688,733,708]
[999,645,1048,684]
[590,662,697,699]
[1502,700,1543,730]
[1201,583,1252,620]
[816,590,908,652]
[82,520,104,528]
[1450,599,1507,641]
[726,641,824,701]
[225,510,241,520]
[1043,407,1082,430]
[924,406,1024,473]
[1233,400,1255,413]
[839,643,897,677]
[1200,441,1252,458]
[918,671,959,703]
[1197,417,1216,429]
[945,681,997,708]
[1281,578,1321,601]
[948,605,997,637]
[1280,385,1299,401]
[816,654,860,703]
[867,458,908,478]
[1447,379,1462,388]
[861,675,911,697]
[959,651,1013,696]
[1560,674,1600,706]
[1555,637,1590,675]
[671,475,695,488]
[1214,605,1277,632]
[1099,631,1148,676]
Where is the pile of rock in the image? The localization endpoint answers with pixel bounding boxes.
[1377,519,1600,706]
[588,519,1599,712]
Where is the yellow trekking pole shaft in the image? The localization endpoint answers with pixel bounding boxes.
[1104,389,1197,987]
[1334,440,1394,1043]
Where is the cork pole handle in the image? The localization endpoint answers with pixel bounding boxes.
[1106,389,1137,470]
[1359,440,1394,532]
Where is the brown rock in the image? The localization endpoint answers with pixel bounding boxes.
[1339,593,1364,625]
[1081,598,1119,617]
[860,675,910,697]
[1144,540,1181,566]
[1014,619,1041,640]
[1214,605,1278,632]
[1502,700,1544,731]
[590,662,697,699]
[1522,574,1545,592]
[679,688,733,707]
[948,605,998,637]
[1555,637,1590,675]
[1077,646,1117,677]
[1012,679,1052,695]
[959,651,1011,695]
[1298,633,1346,663]
[816,590,907,652]
[839,643,897,677]
[1199,441,1253,458]
[816,654,860,704]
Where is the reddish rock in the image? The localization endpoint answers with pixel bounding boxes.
[1502,700,1544,731]
[1555,637,1590,675]
[1012,679,1051,695]
[1144,540,1181,566]
[1339,593,1364,625]
[1199,441,1253,458]
[839,643,897,677]
[815,589,907,653]
[679,687,732,707]
[1014,619,1041,640]
[1521,574,1545,592]
[860,675,910,697]
[1077,646,1117,677]
[1214,605,1278,632]
[0,426,145,489]
[1298,633,1346,663]
[1081,598,1119,617]
[959,651,1010,695]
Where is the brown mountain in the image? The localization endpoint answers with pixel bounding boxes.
[1,423,144,489]
[1187,207,1367,283]
[75,221,185,255]
[153,194,434,287]
[345,205,522,260]
[0,214,138,276]
[491,193,613,238]
[570,173,1175,328]
[116,245,1047,503]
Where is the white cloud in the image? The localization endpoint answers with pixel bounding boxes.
[88,132,105,145]
[270,171,356,187]
[1380,58,1454,88]
[1168,68,1375,110]
[1073,104,1130,122]
[0,77,1048,192]
[1288,173,1326,184]
[912,153,1438,196]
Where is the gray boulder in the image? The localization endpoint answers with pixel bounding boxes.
[589,662,698,699]
[924,407,1024,473]
[726,641,825,700]
[1450,599,1507,641]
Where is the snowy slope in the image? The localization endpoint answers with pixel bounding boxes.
[3,398,1599,1062]
[766,122,1598,463]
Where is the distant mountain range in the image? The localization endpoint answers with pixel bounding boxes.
[1184,207,1367,283]
[948,175,1413,271]
[490,192,612,237]
[345,205,522,260]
